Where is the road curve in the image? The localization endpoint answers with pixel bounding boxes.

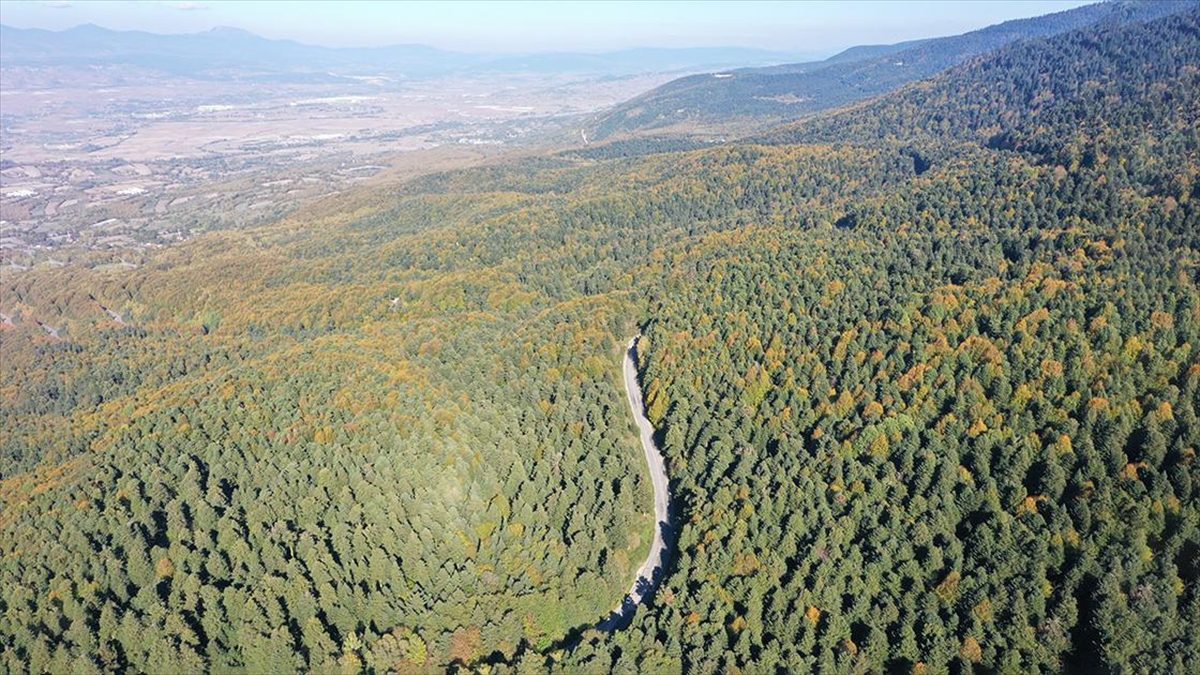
[599,335,671,631]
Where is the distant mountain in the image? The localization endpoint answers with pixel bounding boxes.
[0,23,806,81]
[587,0,1196,140]
[0,23,459,80]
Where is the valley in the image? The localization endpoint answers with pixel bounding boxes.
[0,65,681,269]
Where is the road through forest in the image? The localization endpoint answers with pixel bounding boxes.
[598,335,672,631]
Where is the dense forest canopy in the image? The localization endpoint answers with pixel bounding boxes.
[2,4,1198,674]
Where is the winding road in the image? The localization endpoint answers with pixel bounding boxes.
[598,335,672,631]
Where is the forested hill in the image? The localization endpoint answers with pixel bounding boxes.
[766,3,1200,153]
[1,5,1198,675]
[565,9,1200,672]
[587,0,1193,141]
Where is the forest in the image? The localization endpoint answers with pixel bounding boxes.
[1,5,1198,674]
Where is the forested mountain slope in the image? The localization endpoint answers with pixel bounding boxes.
[563,9,1200,673]
[0,6,1198,675]
[588,0,1192,141]
[0,129,928,672]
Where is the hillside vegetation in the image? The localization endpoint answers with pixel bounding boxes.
[565,9,1200,673]
[1,5,1198,674]
[588,0,1192,141]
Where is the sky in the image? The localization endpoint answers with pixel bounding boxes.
[0,0,1098,54]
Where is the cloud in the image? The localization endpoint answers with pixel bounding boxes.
[44,1,73,8]
[174,1,209,9]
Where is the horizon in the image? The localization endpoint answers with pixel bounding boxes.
[0,0,1095,54]
[0,21,812,57]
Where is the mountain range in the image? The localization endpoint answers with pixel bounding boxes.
[0,23,809,80]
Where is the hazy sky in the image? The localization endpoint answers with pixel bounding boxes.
[1,0,1097,53]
